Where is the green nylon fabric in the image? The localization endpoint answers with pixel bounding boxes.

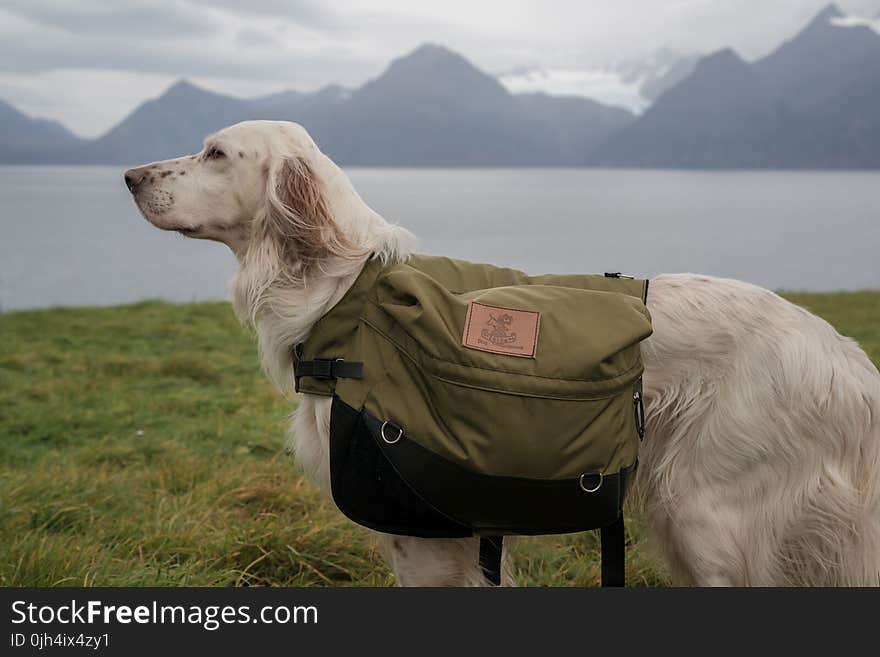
[296,255,652,480]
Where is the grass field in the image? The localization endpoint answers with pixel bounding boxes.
[1,291,878,586]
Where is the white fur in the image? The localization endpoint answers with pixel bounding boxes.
[128,121,880,587]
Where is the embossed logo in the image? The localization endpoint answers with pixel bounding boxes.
[462,301,540,358]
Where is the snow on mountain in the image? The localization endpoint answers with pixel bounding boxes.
[497,49,696,114]
[498,67,648,113]
[831,14,880,33]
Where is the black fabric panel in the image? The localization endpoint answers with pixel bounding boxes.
[329,396,472,538]
[362,408,631,536]
[330,396,632,538]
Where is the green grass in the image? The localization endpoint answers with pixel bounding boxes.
[1,292,878,586]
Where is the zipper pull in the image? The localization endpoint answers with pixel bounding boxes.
[633,379,645,441]
[605,272,634,279]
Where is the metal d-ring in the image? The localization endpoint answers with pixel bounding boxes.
[579,472,603,493]
[380,421,403,444]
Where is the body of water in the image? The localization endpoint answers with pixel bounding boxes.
[0,166,877,311]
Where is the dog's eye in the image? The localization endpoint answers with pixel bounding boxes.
[204,147,226,160]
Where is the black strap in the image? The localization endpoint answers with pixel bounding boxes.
[479,536,503,586]
[294,358,363,382]
[600,514,625,587]
[479,524,622,587]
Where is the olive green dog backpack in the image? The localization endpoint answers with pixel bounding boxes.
[294,255,652,586]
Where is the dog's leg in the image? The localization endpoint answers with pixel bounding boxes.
[643,455,880,586]
[650,498,780,587]
[772,463,880,587]
[374,533,513,587]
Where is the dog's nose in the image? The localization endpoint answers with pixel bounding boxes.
[124,167,146,193]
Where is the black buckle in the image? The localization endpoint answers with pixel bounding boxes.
[311,358,336,379]
[293,343,363,391]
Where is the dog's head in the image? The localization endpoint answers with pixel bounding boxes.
[125,120,360,270]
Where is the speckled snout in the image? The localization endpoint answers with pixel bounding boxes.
[125,162,185,189]
[124,160,191,224]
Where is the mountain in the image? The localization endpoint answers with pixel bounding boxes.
[250,85,347,118]
[596,48,782,168]
[0,44,633,166]
[0,100,83,163]
[638,54,699,102]
[514,92,634,162]
[749,3,880,168]
[303,43,544,165]
[304,44,633,165]
[356,44,513,113]
[755,4,880,109]
[596,3,880,168]
[3,9,880,169]
[73,80,254,164]
[612,48,699,103]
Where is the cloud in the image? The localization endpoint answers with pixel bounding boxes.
[235,26,283,49]
[0,5,375,87]
[0,69,175,137]
[187,0,341,30]
[2,0,218,37]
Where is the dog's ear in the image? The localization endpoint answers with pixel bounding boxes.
[259,155,355,269]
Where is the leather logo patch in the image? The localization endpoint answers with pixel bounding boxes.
[462,301,540,358]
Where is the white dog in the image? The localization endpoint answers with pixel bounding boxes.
[125,120,880,586]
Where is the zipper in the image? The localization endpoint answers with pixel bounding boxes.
[604,272,634,279]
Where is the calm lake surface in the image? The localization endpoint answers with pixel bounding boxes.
[0,166,877,311]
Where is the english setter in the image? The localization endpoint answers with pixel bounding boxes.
[125,120,880,586]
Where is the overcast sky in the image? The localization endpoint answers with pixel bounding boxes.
[2,0,879,137]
